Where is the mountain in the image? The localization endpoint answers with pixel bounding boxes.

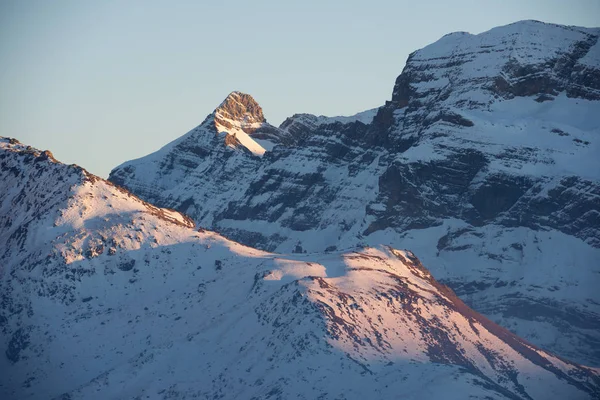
[108,91,291,230]
[1,137,599,399]
[108,20,600,367]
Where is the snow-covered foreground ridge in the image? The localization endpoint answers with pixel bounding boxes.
[1,138,599,399]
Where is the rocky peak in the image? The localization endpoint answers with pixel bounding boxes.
[213,91,266,128]
[203,91,294,155]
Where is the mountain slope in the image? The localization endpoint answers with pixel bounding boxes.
[108,91,292,228]
[2,138,599,399]
[108,20,600,367]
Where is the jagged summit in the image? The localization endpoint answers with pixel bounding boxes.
[207,91,275,156]
[108,91,291,220]
[214,91,266,126]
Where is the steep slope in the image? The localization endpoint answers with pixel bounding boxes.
[2,138,599,399]
[109,91,291,227]
[108,20,600,367]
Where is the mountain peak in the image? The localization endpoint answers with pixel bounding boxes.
[208,91,281,156]
[214,91,265,125]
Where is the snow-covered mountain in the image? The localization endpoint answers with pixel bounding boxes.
[109,20,600,367]
[1,137,599,400]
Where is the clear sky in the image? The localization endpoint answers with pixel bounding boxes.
[1,0,599,177]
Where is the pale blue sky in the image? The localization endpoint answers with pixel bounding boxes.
[1,0,599,177]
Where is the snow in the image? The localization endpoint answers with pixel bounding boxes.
[415,20,596,67]
[456,93,600,180]
[580,36,600,67]
[282,108,379,132]
[253,137,276,151]
[2,137,600,399]
[215,114,267,156]
[105,20,600,371]
[316,107,379,125]
[31,19,600,398]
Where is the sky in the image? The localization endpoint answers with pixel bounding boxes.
[1,0,599,177]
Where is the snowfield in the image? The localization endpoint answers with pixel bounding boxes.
[1,138,599,399]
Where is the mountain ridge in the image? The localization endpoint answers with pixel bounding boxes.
[108,19,600,367]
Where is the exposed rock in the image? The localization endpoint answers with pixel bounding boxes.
[214,91,266,126]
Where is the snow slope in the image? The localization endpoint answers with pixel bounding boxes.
[2,138,599,399]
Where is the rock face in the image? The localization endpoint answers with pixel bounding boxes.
[109,21,600,367]
[216,91,265,124]
[4,138,600,399]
